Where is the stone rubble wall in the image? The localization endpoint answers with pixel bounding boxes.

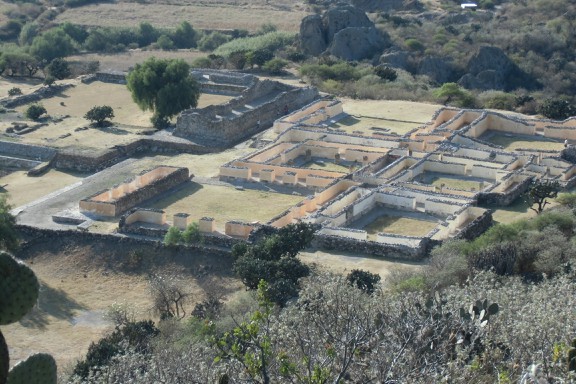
[2,84,75,108]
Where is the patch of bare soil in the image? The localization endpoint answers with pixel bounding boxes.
[3,235,240,371]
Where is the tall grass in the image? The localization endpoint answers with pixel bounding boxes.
[214,31,295,57]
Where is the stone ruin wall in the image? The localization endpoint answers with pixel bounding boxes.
[174,79,320,146]
[80,166,189,217]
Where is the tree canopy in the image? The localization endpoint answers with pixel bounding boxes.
[126,57,200,128]
[0,195,18,252]
[233,222,317,306]
[84,105,114,126]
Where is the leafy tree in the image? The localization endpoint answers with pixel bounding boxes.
[182,222,202,244]
[25,104,46,120]
[374,65,398,82]
[0,51,39,77]
[84,105,114,126]
[247,49,273,68]
[137,22,159,47]
[43,75,55,87]
[45,58,71,80]
[73,320,159,379]
[227,50,248,70]
[155,34,175,50]
[8,87,22,96]
[433,82,476,107]
[346,269,381,294]
[539,98,576,120]
[198,31,230,52]
[126,57,200,128]
[233,222,317,306]
[29,29,76,63]
[262,58,288,75]
[528,180,561,214]
[0,195,18,252]
[60,22,88,44]
[163,226,182,245]
[18,22,39,45]
[171,21,197,49]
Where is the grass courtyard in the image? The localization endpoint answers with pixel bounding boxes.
[364,215,438,237]
[482,132,564,151]
[147,182,303,228]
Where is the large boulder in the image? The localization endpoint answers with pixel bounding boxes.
[459,46,537,91]
[323,5,373,42]
[418,56,454,84]
[467,46,513,77]
[379,48,411,70]
[351,0,407,12]
[299,4,390,61]
[328,27,390,61]
[300,14,327,56]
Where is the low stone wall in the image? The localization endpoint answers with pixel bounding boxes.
[175,79,320,147]
[2,84,75,108]
[80,166,190,217]
[0,156,40,169]
[315,233,427,260]
[54,137,214,172]
[454,209,493,241]
[477,174,533,206]
[95,71,127,84]
[0,140,57,161]
[16,224,232,258]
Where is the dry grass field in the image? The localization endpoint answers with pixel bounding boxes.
[4,240,241,371]
[364,216,438,237]
[482,132,564,151]
[330,115,418,136]
[0,169,82,208]
[68,50,208,72]
[147,182,303,228]
[55,0,309,32]
[0,77,44,98]
[428,175,486,191]
[340,98,442,125]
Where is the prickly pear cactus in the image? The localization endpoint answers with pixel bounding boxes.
[6,353,57,384]
[0,251,57,384]
[0,331,7,384]
[0,251,39,325]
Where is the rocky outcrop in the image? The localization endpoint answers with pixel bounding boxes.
[328,27,390,61]
[458,46,536,91]
[299,15,327,57]
[418,56,454,84]
[299,5,391,61]
[379,48,411,70]
[351,0,423,12]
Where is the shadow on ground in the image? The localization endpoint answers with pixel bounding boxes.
[19,280,87,329]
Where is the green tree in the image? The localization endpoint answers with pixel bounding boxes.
[227,50,248,70]
[182,222,202,244]
[346,269,381,294]
[0,195,18,252]
[433,82,475,107]
[155,34,175,51]
[262,58,288,75]
[126,57,200,128]
[198,31,230,52]
[539,98,576,120]
[29,29,76,63]
[45,58,71,80]
[18,22,39,46]
[374,65,398,82]
[137,22,159,47]
[25,104,47,120]
[84,105,114,126]
[171,21,197,49]
[60,22,88,44]
[247,49,273,68]
[528,180,561,214]
[0,51,39,77]
[233,222,317,306]
[163,226,182,246]
[8,87,22,96]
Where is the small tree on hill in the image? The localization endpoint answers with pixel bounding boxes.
[433,82,476,108]
[45,58,71,80]
[374,65,398,82]
[84,105,114,127]
[7,87,22,96]
[163,226,182,246]
[347,269,381,295]
[25,104,46,120]
[528,179,561,214]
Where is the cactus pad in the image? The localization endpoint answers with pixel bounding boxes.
[0,251,39,325]
[0,330,8,384]
[7,353,56,384]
